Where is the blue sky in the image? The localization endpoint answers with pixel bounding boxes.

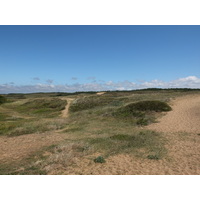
[0,25,200,93]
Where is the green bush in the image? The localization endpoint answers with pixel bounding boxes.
[94,156,106,163]
[0,95,7,104]
[114,100,171,116]
[129,101,172,112]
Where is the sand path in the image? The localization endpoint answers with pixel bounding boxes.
[147,94,200,133]
[61,98,74,118]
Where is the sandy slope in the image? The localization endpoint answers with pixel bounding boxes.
[147,94,200,133]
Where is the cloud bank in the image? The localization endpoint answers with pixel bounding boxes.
[1,76,200,94]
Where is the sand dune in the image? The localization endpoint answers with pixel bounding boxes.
[147,94,200,133]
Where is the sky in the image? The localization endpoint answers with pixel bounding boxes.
[0,25,200,93]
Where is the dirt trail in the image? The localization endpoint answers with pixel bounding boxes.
[147,94,200,133]
[61,98,74,118]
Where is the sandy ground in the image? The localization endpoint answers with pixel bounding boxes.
[0,132,68,164]
[96,92,106,95]
[147,94,200,133]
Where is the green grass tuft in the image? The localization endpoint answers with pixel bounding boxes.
[94,156,106,163]
[147,154,160,160]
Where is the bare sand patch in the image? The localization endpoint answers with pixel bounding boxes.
[0,132,68,164]
[147,94,200,133]
[96,92,106,95]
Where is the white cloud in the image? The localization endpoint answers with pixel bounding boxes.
[1,76,200,94]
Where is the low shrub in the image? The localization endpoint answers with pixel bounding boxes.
[129,101,172,112]
[147,154,160,160]
[113,107,145,118]
[94,156,106,163]
[112,100,171,125]
[136,118,149,126]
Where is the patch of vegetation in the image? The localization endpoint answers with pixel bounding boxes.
[5,93,26,100]
[18,98,67,117]
[8,119,65,137]
[136,118,149,126]
[89,131,166,159]
[147,154,160,160]
[0,95,7,104]
[129,101,172,112]
[113,107,145,118]
[0,121,24,135]
[94,156,106,163]
[0,113,9,121]
[0,118,66,136]
[110,134,134,141]
[0,145,54,175]
[69,96,115,112]
[112,100,171,125]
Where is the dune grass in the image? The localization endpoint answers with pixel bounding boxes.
[0,98,67,136]
[17,98,67,117]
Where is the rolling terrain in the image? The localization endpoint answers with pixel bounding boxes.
[0,89,200,175]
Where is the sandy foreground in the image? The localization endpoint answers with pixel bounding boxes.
[0,94,200,174]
